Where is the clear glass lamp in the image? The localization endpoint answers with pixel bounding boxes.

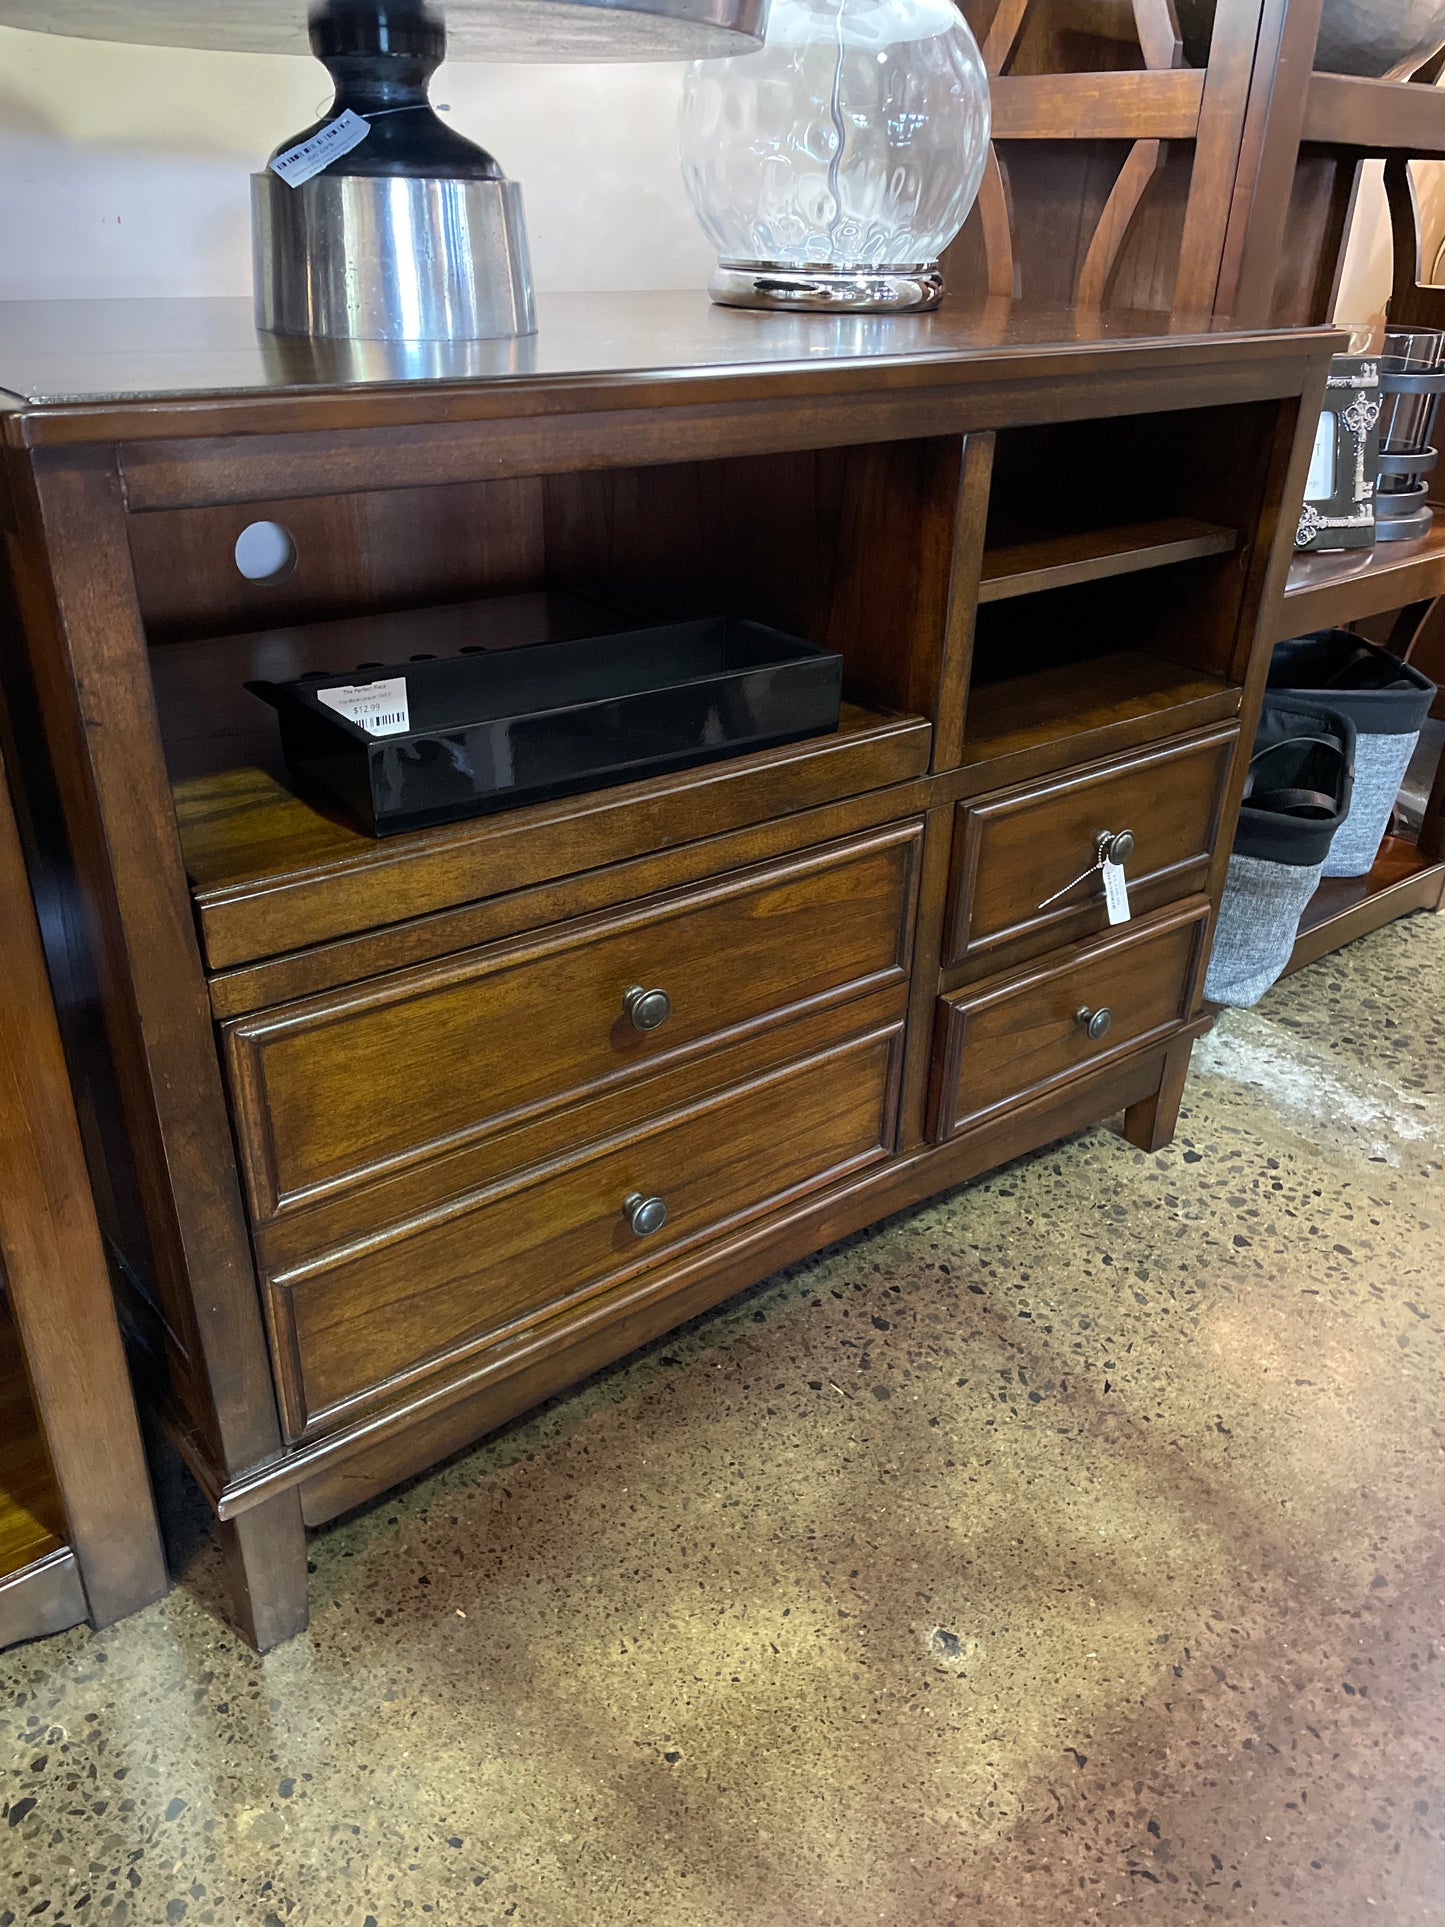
[679,0,990,312]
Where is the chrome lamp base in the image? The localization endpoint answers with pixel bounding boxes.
[708,261,945,313]
[252,171,536,343]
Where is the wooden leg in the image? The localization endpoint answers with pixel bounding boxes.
[219,1488,309,1651]
[1122,1035,1194,1154]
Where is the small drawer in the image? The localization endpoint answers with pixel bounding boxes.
[931,900,1210,1141]
[945,727,1235,970]
[271,1024,902,1437]
[225,820,921,1220]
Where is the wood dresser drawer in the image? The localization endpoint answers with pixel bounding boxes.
[272,1023,902,1437]
[224,820,922,1221]
[945,726,1236,970]
[931,899,1211,1141]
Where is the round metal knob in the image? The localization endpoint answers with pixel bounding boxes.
[1101,829,1135,867]
[623,984,672,1032]
[1076,1005,1113,1042]
[624,1192,669,1237]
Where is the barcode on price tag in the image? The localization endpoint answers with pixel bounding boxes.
[1102,858,1132,926]
[316,676,410,737]
[269,109,371,187]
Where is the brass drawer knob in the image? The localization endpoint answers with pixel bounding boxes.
[1076,1005,1113,1042]
[623,984,672,1032]
[624,1191,669,1237]
[1100,829,1135,867]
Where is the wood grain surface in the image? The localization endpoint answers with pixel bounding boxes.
[0,294,1332,1644]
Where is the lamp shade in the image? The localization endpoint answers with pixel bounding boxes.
[0,0,768,60]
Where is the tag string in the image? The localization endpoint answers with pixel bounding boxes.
[312,98,452,118]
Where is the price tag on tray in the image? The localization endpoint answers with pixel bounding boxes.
[316,677,411,737]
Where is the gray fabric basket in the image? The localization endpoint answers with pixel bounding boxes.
[1268,631,1437,879]
[1204,701,1355,1009]
[1323,730,1419,876]
[1205,853,1326,1007]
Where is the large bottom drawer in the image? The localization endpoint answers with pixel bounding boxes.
[272,1022,903,1437]
[930,899,1210,1141]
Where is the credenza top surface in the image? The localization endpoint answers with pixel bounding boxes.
[0,292,1340,449]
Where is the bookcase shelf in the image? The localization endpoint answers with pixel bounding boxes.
[980,517,1237,604]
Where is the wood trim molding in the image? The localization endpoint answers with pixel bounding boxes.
[991,69,1204,142]
[14,453,288,1489]
[1076,139,1168,313]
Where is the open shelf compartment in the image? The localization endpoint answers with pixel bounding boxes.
[1284,834,1445,977]
[956,399,1286,781]
[962,649,1240,771]
[959,560,1246,786]
[138,438,957,970]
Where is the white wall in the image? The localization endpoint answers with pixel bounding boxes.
[1335,157,1445,337]
[0,23,715,297]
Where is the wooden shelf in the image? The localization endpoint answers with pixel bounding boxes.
[0,1301,65,1584]
[991,69,1205,142]
[979,517,1238,604]
[961,650,1241,783]
[1283,835,1445,977]
[1301,72,1445,156]
[1274,523,1445,641]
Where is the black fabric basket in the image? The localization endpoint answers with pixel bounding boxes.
[1267,630,1436,877]
[1205,700,1356,1008]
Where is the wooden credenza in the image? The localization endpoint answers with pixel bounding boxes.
[0,294,1334,1646]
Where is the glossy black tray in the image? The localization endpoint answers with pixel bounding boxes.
[248,615,843,836]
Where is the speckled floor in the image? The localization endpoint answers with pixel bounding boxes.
[4,913,1444,1927]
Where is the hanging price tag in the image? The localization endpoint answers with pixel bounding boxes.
[1102,858,1132,926]
[316,676,410,737]
[269,109,372,188]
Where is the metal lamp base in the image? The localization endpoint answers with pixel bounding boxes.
[1375,504,1435,542]
[708,261,945,313]
[252,171,536,343]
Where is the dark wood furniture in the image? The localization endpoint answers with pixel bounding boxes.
[0,744,167,1650]
[957,2,1445,965]
[948,0,1312,320]
[1211,0,1445,963]
[948,1,1445,328]
[0,293,1334,1646]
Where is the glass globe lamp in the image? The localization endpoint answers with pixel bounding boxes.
[679,0,990,312]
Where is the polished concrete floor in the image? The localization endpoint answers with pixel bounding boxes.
[3,912,1444,1926]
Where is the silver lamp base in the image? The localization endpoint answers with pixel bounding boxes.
[252,171,536,343]
[709,261,945,314]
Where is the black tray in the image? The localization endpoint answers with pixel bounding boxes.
[248,615,843,836]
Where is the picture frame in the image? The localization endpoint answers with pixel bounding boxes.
[1295,355,1381,553]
